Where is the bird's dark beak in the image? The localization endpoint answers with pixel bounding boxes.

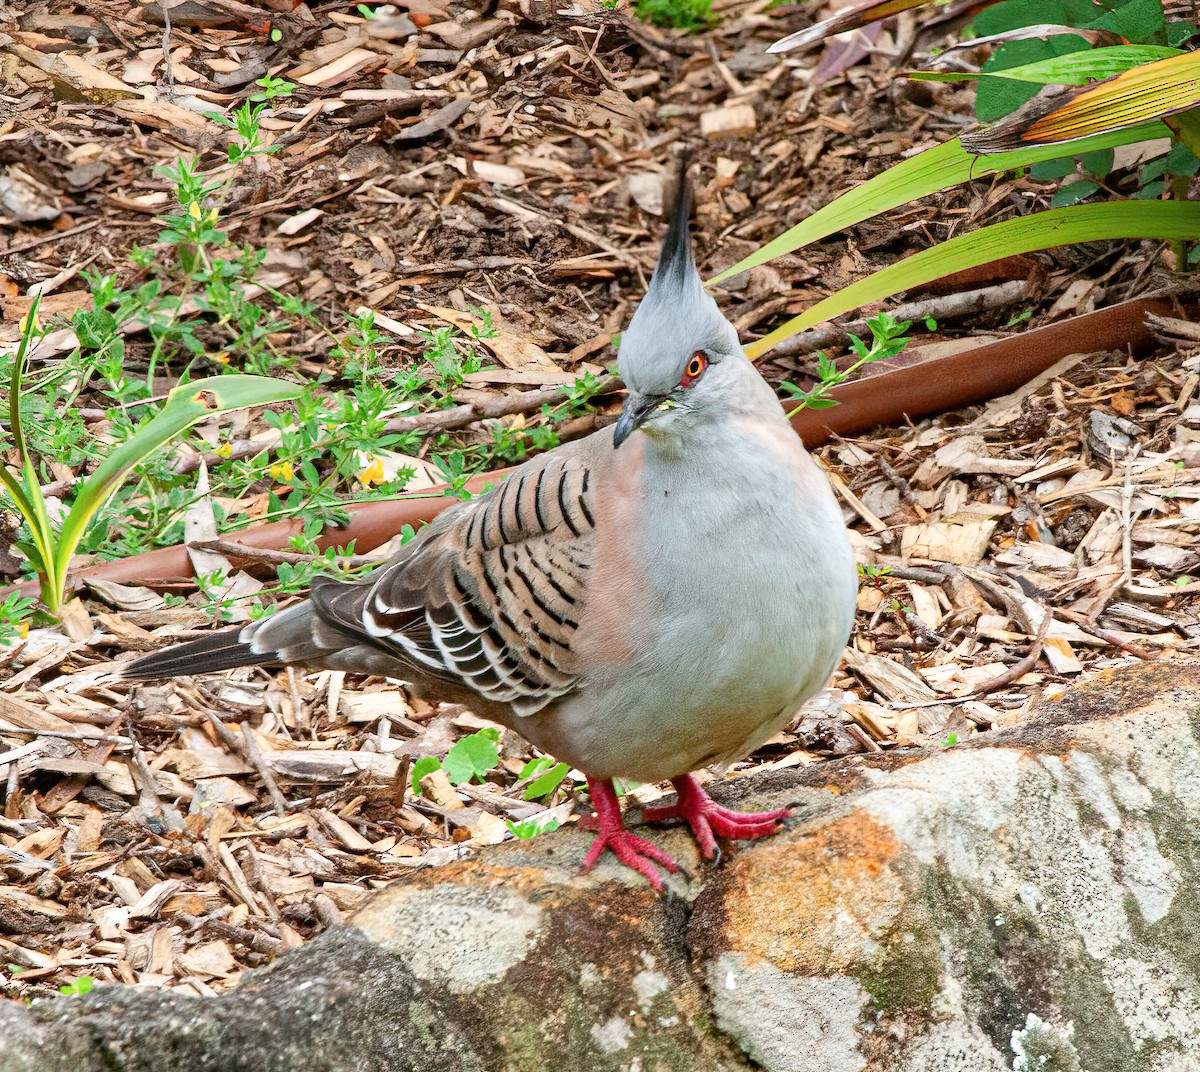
[613,393,662,449]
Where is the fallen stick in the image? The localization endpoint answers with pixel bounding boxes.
[381,374,622,436]
[764,280,1030,359]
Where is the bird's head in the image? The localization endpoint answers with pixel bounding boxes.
[613,166,750,449]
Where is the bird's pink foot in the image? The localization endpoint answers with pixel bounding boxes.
[580,777,680,891]
[641,774,790,859]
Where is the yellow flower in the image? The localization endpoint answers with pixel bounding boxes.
[215,443,233,459]
[270,461,294,483]
[18,308,40,334]
[212,352,230,365]
[188,201,202,220]
[357,457,386,487]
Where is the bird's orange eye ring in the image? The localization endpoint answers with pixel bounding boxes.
[679,351,708,387]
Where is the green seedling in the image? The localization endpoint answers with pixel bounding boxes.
[781,312,911,415]
[0,296,300,616]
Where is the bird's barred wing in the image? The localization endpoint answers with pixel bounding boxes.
[312,454,595,716]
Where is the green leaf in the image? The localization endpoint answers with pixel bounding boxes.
[1140,141,1200,184]
[410,756,442,795]
[977,37,1093,121]
[1031,156,1079,180]
[1087,0,1164,45]
[47,375,301,614]
[1168,19,1197,46]
[505,815,561,839]
[1168,108,1200,158]
[442,727,500,786]
[523,761,570,801]
[749,200,1200,356]
[1132,179,1167,198]
[1050,178,1100,205]
[708,123,1170,288]
[907,44,1181,86]
[518,755,555,780]
[1079,147,1114,177]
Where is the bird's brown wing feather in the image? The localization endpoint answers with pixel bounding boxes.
[312,452,596,716]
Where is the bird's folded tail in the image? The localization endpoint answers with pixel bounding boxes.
[120,590,348,680]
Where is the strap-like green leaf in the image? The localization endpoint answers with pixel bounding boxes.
[906,45,1181,85]
[50,375,302,612]
[746,200,1200,357]
[708,123,1169,286]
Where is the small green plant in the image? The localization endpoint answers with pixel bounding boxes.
[0,295,300,616]
[410,728,502,793]
[857,563,893,583]
[0,592,34,645]
[780,313,911,414]
[58,976,94,997]
[505,814,562,839]
[635,0,712,31]
[517,756,571,801]
[421,326,482,390]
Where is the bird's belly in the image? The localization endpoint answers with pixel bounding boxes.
[530,535,855,782]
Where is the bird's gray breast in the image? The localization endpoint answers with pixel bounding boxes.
[547,427,856,782]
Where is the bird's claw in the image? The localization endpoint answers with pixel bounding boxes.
[642,776,790,860]
[581,826,680,892]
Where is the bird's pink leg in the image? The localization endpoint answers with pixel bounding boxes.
[579,777,680,891]
[641,774,790,859]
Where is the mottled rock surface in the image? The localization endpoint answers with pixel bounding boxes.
[4,661,1200,1072]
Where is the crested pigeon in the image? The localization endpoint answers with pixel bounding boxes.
[124,170,858,889]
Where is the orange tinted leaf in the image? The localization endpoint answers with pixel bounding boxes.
[964,50,1200,152]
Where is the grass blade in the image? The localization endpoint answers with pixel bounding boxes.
[906,45,1181,85]
[50,375,302,611]
[746,200,1200,357]
[708,123,1168,286]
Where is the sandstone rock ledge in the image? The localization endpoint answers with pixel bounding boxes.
[4,661,1200,1072]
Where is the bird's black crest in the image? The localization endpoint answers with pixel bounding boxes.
[653,157,695,287]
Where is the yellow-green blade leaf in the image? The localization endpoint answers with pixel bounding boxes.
[963,50,1200,153]
[746,200,1200,358]
[708,123,1169,286]
[54,375,302,587]
[905,45,1181,86]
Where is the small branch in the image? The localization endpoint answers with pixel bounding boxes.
[764,280,1031,360]
[382,374,621,437]
[241,722,290,818]
[896,610,1053,710]
[0,727,131,746]
[962,610,1053,701]
[189,539,379,570]
[176,912,283,955]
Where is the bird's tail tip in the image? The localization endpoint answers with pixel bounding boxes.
[120,628,274,681]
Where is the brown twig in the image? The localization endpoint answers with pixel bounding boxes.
[382,374,621,437]
[189,539,379,570]
[176,912,282,955]
[895,611,1054,710]
[764,280,1031,360]
[964,611,1053,700]
[241,722,290,818]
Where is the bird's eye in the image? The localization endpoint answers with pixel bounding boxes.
[679,351,708,387]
